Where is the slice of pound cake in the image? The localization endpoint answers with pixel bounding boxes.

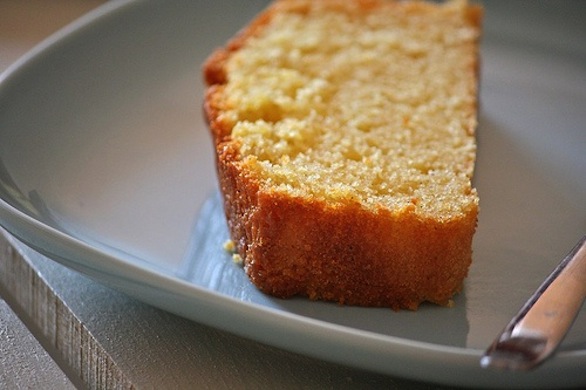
[203,0,482,310]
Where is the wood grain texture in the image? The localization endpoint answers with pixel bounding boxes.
[0,231,134,389]
[0,299,76,390]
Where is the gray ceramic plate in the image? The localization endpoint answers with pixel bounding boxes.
[0,1,585,388]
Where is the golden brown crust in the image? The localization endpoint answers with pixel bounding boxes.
[247,192,477,309]
[203,0,481,310]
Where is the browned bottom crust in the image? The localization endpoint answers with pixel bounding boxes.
[214,143,476,311]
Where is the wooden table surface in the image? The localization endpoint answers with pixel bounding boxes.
[0,2,443,389]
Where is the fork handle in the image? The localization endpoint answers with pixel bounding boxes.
[481,235,586,371]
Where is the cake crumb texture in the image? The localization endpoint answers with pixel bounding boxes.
[204,0,482,310]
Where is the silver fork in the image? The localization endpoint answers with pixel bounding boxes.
[481,234,586,371]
